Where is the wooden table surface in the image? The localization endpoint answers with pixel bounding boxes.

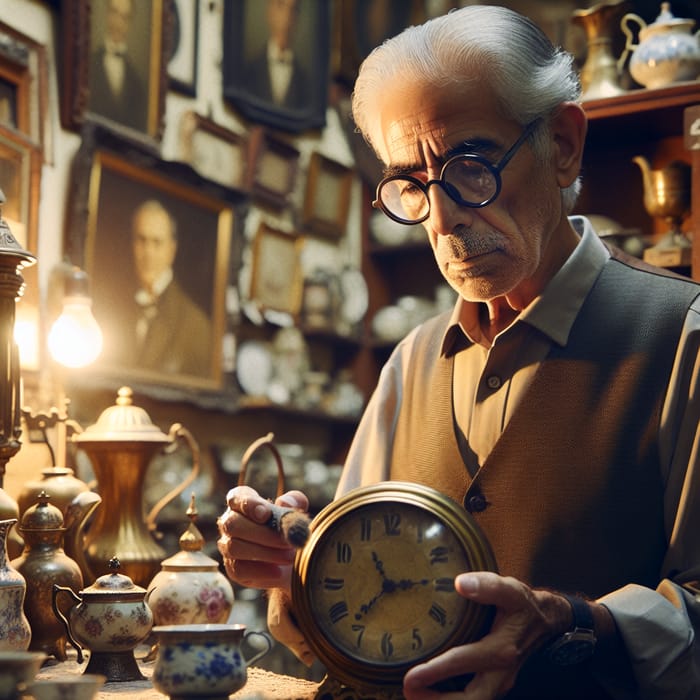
[32,648,320,700]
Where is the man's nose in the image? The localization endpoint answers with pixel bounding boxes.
[427,183,474,235]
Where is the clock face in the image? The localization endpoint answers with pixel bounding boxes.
[292,483,497,689]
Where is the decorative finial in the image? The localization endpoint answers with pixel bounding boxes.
[179,493,205,552]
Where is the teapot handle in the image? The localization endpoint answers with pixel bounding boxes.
[242,630,273,667]
[618,12,645,73]
[145,423,201,534]
[52,584,85,664]
[237,432,286,498]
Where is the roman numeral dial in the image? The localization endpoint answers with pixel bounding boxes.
[291,482,497,692]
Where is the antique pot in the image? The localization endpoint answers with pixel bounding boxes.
[52,557,153,682]
[10,492,96,661]
[72,387,200,587]
[0,519,31,652]
[620,2,700,88]
[146,495,234,628]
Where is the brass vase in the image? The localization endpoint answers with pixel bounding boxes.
[572,0,630,100]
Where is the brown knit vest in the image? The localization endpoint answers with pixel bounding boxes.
[389,254,699,598]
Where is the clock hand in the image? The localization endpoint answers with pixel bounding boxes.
[372,550,387,579]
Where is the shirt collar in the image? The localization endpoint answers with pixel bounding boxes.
[267,42,293,65]
[134,267,174,306]
[441,216,611,356]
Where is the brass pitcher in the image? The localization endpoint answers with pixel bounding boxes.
[632,155,691,246]
[572,0,630,100]
[72,387,200,587]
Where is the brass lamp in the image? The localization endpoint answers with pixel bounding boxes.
[0,189,36,524]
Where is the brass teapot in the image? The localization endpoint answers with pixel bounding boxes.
[10,491,99,661]
[72,387,200,587]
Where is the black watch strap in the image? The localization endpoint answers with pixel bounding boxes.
[547,594,597,665]
[564,593,594,632]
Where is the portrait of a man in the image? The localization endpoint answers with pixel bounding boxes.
[88,0,150,132]
[87,152,229,388]
[222,0,331,132]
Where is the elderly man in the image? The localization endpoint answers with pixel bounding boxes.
[218,5,700,699]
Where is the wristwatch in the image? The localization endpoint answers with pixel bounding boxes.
[547,594,597,665]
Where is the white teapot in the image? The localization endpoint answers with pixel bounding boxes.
[620,2,700,89]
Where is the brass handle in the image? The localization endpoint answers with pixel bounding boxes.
[237,432,286,499]
[52,584,84,664]
[145,423,201,534]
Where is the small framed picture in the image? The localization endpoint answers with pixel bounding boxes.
[0,21,50,154]
[221,0,332,133]
[179,110,247,190]
[247,127,300,209]
[302,152,354,239]
[168,0,199,96]
[60,0,170,144]
[67,127,244,394]
[0,125,41,253]
[249,223,304,316]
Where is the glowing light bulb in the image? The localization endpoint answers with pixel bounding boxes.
[48,296,103,369]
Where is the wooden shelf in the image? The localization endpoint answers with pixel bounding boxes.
[578,81,699,281]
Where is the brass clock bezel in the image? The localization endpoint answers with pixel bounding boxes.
[291,481,498,691]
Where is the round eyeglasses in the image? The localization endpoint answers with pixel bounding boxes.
[373,120,540,225]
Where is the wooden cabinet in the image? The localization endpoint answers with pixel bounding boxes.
[576,81,700,280]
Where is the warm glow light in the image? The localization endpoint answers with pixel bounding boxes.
[48,295,103,368]
[14,317,39,369]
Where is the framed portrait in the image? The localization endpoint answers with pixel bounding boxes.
[301,152,354,239]
[0,125,41,254]
[221,0,332,133]
[60,0,171,144]
[179,110,247,190]
[247,127,300,209]
[168,0,199,95]
[0,21,50,154]
[249,223,304,316]
[333,0,425,86]
[68,128,243,394]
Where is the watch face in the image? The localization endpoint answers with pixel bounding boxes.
[292,483,497,689]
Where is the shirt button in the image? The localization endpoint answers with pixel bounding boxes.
[467,494,488,513]
[486,375,501,390]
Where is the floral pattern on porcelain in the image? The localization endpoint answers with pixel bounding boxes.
[0,519,31,652]
[149,578,233,626]
[69,600,153,653]
[0,586,31,651]
[151,624,271,700]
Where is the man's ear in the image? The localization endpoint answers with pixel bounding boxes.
[550,102,587,188]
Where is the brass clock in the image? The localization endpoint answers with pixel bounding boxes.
[291,482,498,694]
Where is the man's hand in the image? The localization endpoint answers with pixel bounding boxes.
[216,485,309,593]
[402,571,574,699]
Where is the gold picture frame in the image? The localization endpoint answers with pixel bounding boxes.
[66,127,244,396]
[60,0,171,145]
[0,21,49,154]
[0,125,41,254]
[302,152,354,239]
[249,223,304,316]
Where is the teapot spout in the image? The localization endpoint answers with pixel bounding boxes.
[632,155,652,187]
[64,490,101,583]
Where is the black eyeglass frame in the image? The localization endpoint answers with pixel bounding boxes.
[373,119,541,225]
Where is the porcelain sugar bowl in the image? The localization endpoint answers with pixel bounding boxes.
[52,557,153,682]
[151,623,271,700]
[146,495,234,627]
